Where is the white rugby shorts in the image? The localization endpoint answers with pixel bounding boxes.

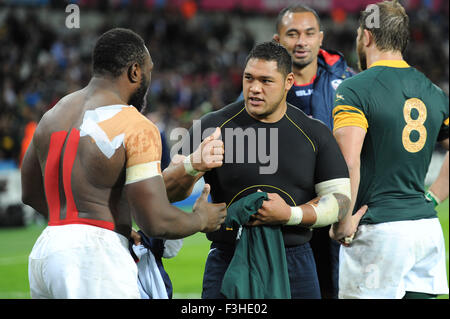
[339,217,449,299]
[29,224,141,299]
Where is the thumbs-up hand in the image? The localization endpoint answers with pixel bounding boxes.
[193,183,227,233]
[190,127,224,172]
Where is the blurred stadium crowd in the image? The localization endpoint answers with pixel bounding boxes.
[0,0,448,168]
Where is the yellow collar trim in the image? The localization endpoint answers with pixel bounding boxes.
[369,60,410,69]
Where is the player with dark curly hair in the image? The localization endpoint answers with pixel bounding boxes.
[21,28,226,299]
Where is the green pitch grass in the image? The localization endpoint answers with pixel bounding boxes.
[0,200,448,299]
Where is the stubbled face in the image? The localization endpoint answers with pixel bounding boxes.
[129,73,149,113]
[243,58,290,121]
[277,12,323,69]
[356,27,368,71]
[129,48,153,113]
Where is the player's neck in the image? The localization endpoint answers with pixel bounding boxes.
[266,101,287,123]
[292,59,318,85]
[247,101,287,123]
[367,50,404,68]
[87,76,129,106]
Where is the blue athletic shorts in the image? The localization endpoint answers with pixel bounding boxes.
[201,242,321,299]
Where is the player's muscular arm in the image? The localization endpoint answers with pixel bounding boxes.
[330,126,368,241]
[295,179,351,228]
[126,177,226,239]
[163,127,224,202]
[162,154,203,203]
[21,138,49,217]
[248,124,353,228]
[125,121,226,239]
[248,179,351,227]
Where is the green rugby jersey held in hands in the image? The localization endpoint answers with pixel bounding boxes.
[333,60,449,224]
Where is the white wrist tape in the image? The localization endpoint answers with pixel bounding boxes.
[183,155,200,176]
[286,206,303,225]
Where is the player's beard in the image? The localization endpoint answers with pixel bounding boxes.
[292,53,314,69]
[129,73,149,113]
[357,37,367,71]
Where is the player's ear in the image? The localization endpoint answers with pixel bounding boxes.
[319,30,324,46]
[363,29,373,47]
[127,62,140,84]
[273,34,280,43]
[285,72,294,91]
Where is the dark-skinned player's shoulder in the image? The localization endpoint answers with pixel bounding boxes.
[75,104,162,184]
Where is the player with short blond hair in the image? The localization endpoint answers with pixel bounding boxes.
[331,0,449,299]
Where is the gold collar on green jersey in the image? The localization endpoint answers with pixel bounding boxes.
[369,60,410,69]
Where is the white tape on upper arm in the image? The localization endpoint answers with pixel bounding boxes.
[125,161,162,185]
[315,178,351,198]
[311,178,351,228]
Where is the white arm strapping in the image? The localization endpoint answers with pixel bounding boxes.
[125,161,161,185]
[310,178,351,228]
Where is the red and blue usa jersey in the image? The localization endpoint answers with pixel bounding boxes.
[287,49,355,129]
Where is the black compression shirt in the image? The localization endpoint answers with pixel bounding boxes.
[180,101,349,246]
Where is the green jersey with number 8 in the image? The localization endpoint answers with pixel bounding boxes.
[333,60,449,224]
